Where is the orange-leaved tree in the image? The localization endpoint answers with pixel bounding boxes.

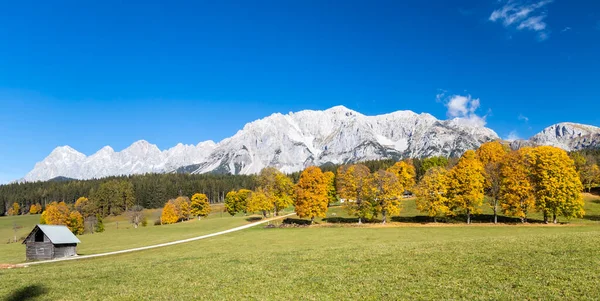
[41,201,70,226]
[160,202,179,225]
[294,166,329,223]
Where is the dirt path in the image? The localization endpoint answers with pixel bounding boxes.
[17,213,295,267]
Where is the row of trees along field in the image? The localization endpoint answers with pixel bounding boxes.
[221,142,593,224]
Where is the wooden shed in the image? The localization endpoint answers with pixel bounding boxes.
[22,225,81,261]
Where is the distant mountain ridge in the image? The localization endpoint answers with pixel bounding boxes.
[19,106,599,182]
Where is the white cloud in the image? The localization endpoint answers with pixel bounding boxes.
[444,94,487,127]
[560,27,571,33]
[505,131,521,141]
[518,114,529,122]
[489,0,553,41]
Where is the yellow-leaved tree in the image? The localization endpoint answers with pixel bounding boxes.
[8,202,20,216]
[190,193,211,220]
[225,190,240,216]
[29,204,39,214]
[387,161,416,193]
[414,166,451,222]
[499,148,536,223]
[294,166,329,223]
[371,170,403,224]
[246,188,273,217]
[173,196,192,221]
[68,211,85,235]
[476,141,509,224]
[40,201,70,226]
[446,150,486,224]
[160,202,179,225]
[336,164,374,224]
[323,171,338,205]
[527,146,584,223]
[258,167,294,216]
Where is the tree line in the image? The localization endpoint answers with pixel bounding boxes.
[223,142,592,224]
[0,173,258,216]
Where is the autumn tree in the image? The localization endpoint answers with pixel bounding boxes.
[499,148,536,223]
[8,202,20,216]
[258,167,294,216]
[323,171,338,205]
[414,167,451,222]
[246,188,273,217]
[446,150,486,224]
[336,164,374,224]
[371,170,403,224]
[190,193,211,220]
[172,196,191,221]
[528,146,584,223]
[476,141,509,224]
[68,211,85,235]
[74,196,97,218]
[294,166,329,223]
[580,164,600,192]
[387,161,416,193]
[418,156,449,179]
[29,204,40,214]
[160,202,179,225]
[40,201,70,226]
[225,189,252,216]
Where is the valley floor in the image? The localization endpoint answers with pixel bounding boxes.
[1,195,600,300]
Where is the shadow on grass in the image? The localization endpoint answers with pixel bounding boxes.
[282,218,312,225]
[322,217,360,224]
[391,214,545,224]
[4,284,48,301]
[245,217,263,222]
[581,215,600,221]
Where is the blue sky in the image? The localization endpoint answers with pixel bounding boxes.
[1,0,599,183]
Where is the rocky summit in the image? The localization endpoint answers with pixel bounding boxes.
[22,106,598,182]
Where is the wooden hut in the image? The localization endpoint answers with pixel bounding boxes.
[22,225,81,261]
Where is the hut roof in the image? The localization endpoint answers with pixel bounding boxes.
[22,225,81,244]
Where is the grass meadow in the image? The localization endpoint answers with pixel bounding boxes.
[1,194,600,300]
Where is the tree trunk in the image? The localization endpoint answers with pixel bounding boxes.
[358,217,362,224]
[553,213,557,224]
[467,209,471,224]
[520,217,525,223]
[382,210,387,224]
[311,216,314,224]
[543,212,548,224]
[433,216,437,223]
[262,210,267,218]
[493,205,498,224]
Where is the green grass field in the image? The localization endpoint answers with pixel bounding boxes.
[1,195,600,300]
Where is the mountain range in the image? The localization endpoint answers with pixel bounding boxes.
[20,106,600,182]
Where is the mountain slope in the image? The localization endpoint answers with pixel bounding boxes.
[510,122,600,151]
[22,105,501,182]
